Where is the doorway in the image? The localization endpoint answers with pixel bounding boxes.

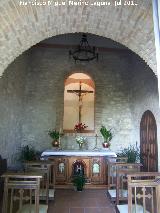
[140,110,158,172]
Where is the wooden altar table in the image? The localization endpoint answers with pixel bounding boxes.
[41,150,117,187]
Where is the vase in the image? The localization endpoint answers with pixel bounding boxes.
[79,143,83,150]
[102,142,110,149]
[52,140,59,147]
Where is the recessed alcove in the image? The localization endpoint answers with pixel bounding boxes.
[63,72,95,132]
[72,160,86,176]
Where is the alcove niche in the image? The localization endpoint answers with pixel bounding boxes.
[63,73,95,132]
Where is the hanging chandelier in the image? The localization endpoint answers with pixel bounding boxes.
[69,34,98,62]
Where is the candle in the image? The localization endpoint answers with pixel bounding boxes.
[59,128,62,149]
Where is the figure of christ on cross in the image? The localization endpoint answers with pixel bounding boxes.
[67,81,93,124]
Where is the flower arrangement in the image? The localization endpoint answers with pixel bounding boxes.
[74,122,88,132]
[48,129,63,147]
[76,136,86,145]
[76,136,86,150]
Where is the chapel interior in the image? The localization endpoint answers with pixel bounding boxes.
[0,32,159,162]
[0,1,160,213]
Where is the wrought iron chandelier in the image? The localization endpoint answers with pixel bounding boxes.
[69,34,98,62]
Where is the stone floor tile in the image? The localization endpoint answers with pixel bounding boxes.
[0,189,116,213]
[47,189,116,213]
[85,207,116,213]
[70,207,85,213]
[48,206,69,213]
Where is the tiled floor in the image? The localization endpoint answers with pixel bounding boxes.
[48,189,116,213]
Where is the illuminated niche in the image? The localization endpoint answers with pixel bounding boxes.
[63,73,95,132]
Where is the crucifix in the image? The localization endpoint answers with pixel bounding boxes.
[67,81,93,123]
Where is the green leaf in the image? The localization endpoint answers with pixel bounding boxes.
[117,144,140,163]
[100,125,113,142]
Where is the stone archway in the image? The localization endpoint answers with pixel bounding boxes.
[0,0,157,76]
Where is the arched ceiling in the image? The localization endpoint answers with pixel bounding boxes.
[0,0,157,76]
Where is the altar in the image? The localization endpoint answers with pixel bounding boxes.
[41,150,116,187]
[41,150,117,157]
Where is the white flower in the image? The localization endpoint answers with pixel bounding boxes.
[76,136,86,144]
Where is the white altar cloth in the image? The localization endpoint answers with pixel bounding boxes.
[41,150,117,157]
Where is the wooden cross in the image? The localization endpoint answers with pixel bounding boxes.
[67,81,93,123]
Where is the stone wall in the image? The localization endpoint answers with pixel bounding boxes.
[129,54,160,170]
[0,45,159,167]
[0,52,29,165]
[21,47,134,153]
[0,1,156,76]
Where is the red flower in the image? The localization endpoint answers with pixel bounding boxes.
[74,123,88,132]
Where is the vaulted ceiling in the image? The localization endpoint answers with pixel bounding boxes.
[0,0,156,76]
